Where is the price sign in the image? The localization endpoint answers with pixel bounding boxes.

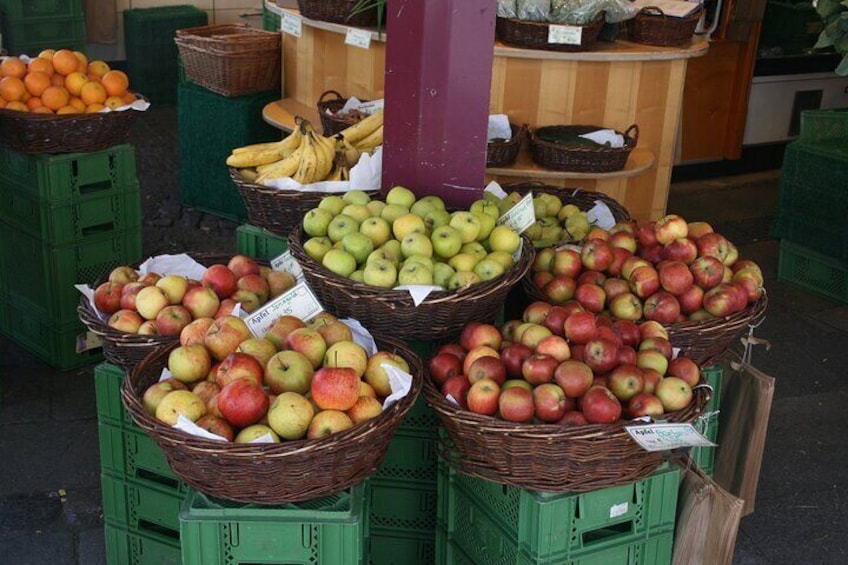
[271,250,304,281]
[496,192,535,234]
[625,423,716,452]
[245,282,323,337]
[345,27,372,50]
[281,12,303,37]
[548,24,582,45]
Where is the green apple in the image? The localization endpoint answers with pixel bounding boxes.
[460,242,488,262]
[532,196,548,219]
[410,198,439,218]
[380,203,410,225]
[303,236,333,262]
[393,213,427,240]
[366,248,399,268]
[488,225,521,254]
[343,190,371,205]
[424,209,451,231]
[359,216,392,247]
[401,232,433,258]
[322,249,357,277]
[432,262,456,288]
[540,225,563,242]
[473,258,506,281]
[380,239,403,262]
[486,250,515,270]
[449,212,481,243]
[386,185,417,209]
[327,214,361,243]
[341,232,374,265]
[398,263,433,286]
[497,191,522,216]
[349,270,365,283]
[431,225,463,259]
[366,200,386,217]
[403,255,434,272]
[483,191,500,202]
[341,203,372,224]
[447,271,481,290]
[472,212,496,241]
[418,195,446,211]
[524,221,543,241]
[363,258,397,288]
[303,208,334,237]
[470,199,500,219]
[318,195,346,216]
[537,193,562,217]
[558,204,581,221]
[448,252,478,273]
[565,213,590,241]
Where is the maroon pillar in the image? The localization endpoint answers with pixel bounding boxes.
[381,0,496,208]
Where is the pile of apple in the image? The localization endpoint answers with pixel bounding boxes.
[429,301,702,425]
[495,190,593,248]
[528,214,765,323]
[143,311,410,443]
[301,186,523,290]
[94,255,296,337]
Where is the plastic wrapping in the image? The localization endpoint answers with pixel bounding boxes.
[517,0,550,22]
[498,0,518,18]
[549,0,638,24]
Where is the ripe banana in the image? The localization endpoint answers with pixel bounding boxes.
[292,131,320,185]
[226,145,289,168]
[354,125,383,151]
[337,135,361,168]
[231,140,283,155]
[338,110,384,145]
[255,144,304,184]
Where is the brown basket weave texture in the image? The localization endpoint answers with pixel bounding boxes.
[231,168,380,237]
[288,226,535,341]
[627,6,703,47]
[316,90,368,136]
[423,373,711,492]
[502,181,632,223]
[530,124,639,173]
[0,97,145,154]
[76,253,241,371]
[122,335,423,504]
[487,123,526,168]
[297,0,380,26]
[175,24,281,97]
[495,13,605,52]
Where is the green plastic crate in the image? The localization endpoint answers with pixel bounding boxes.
[0,144,137,203]
[0,182,140,245]
[440,461,679,563]
[236,223,289,260]
[778,239,848,304]
[369,528,436,565]
[0,222,143,323]
[104,522,181,565]
[94,362,132,426]
[690,411,719,477]
[0,15,85,55]
[397,394,438,434]
[0,0,82,21]
[370,478,437,534]
[701,364,722,413]
[0,291,102,370]
[98,423,183,491]
[376,429,437,484]
[180,483,370,565]
[775,142,848,228]
[178,81,280,221]
[263,2,281,31]
[101,472,185,540]
[798,108,848,147]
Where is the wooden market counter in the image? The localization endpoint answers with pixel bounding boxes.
[263,1,708,222]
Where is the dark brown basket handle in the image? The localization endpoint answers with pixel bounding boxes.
[624,124,639,144]
[640,6,667,18]
[317,90,345,105]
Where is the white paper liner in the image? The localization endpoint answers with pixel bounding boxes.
[262,147,382,193]
[339,96,384,115]
[579,129,625,148]
[174,414,229,442]
[341,317,378,355]
[586,200,617,230]
[484,180,509,199]
[381,363,413,409]
[138,253,207,280]
[487,114,513,141]
[392,285,444,306]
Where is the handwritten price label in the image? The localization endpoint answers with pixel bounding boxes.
[271,250,304,281]
[548,24,582,45]
[496,192,535,234]
[345,27,372,50]
[281,12,302,37]
[245,282,323,337]
[625,423,716,452]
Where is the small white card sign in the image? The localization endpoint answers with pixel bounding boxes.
[625,423,716,452]
[245,282,323,337]
[496,192,536,234]
[281,12,303,37]
[271,250,304,281]
[345,27,372,50]
[548,24,582,46]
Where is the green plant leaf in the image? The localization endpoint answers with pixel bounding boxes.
[836,53,848,76]
[818,0,843,20]
[815,29,835,49]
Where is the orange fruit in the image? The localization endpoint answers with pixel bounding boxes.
[32,106,54,114]
[104,95,125,110]
[56,105,79,115]
[51,73,65,86]
[121,91,137,105]
[73,51,89,73]
[68,97,86,112]
[41,86,70,111]
[38,49,56,61]
[4,100,29,112]
[88,60,110,79]
[0,76,26,101]
[80,80,107,105]
[24,71,51,97]
[85,103,106,113]
[52,50,79,76]
[101,70,129,97]
[28,57,54,77]
[1,57,27,78]
[26,97,43,110]
[64,71,89,96]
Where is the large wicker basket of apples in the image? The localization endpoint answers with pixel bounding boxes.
[422,305,712,493]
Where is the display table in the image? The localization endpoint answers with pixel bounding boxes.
[263,1,708,222]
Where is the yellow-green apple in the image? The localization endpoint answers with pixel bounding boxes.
[472,212,496,241]
[311,366,360,410]
[264,315,307,350]
[608,231,637,254]
[108,265,139,284]
[467,355,507,385]
[190,380,220,406]
[486,251,515,271]
[535,335,571,362]
[230,289,261,313]
[723,241,739,267]
[380,203,409,224]
[424,208,451,231]
[216,352,264,388]
[534,247,555,272]
[193,414,234,441]
[557,203,581,221]
[520,324,554,350]
[522,354,559,385]
[322,249,357,277]
[392,213,426,240]
[607,364,645,402]
[202,265,238,299]
[500,319,522,343]
[303,207,334,237]
[469,198,500,219]
[687,221,713,239]
[473,258,505,282]
[237,337,277,367]
[403,255,434,272]
[639,336,673,360]
[235,424,280,443]
[447,253,478,274]
[460,242,488,262]
[462,345,500,376]
[218,379,268,428]
[667,356,701,388]
[565,213,591,241]
[315,320,354,346]
[94,281,124,314]
[181,286,220,319]
[655,377,693,411]
[307,409,354,439]
[180,317,215,346]
[731,259,762,278]
[265,350,314,394]
[441,374,471,408]
[317,195,346,216]
[580,386,622,424]
[346,396,383,424]
[460,322,502,351]
[449,212,481,243]
[359,216,392,247]
[431,225,463,259]
[502,379,533,392]
[155,390,207,425]
[500,343,534,379]
[583,338,619,374]
[324,341,369,378]
[466,378,501,415]
[432,262,456,288]
[398,262,433,286]
[343,190,371,205]
[304,236,333,262]
[108,309,143,333]
[636,349,669,376]
[608,292,641,322]
[627,392,665,418]
[367,247,399,269]
[654,214,688,245]
[386,185,416,208]
[364,351,410,396]
[359,381,377,398]
[498,386,534,422]
[137,320,159,335]
[286,327,327,369]
[639,320,669,341]
[401,232,433,259]
[533,383,568,422]
[339,232,373,265]
[341,203,372,224]
[564,311,598,344]
[142,378,188,415]
[204,315,251,362]
[428,352,463,385]
[522,301,552,324]
[168,344,212,384]
[267,392,314,440]
[327,214,361,243]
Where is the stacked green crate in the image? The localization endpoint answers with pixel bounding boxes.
[0,146,141,370]
[95,363,186,565]
[689,364,722,476]
[180,483,370,564]
[237,224,289,260]
[263,1,282,31]
[0,0,85,55]
[178,81,281,221]
[124,5,207,104]
[436,459,680,564]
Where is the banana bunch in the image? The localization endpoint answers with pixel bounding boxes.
[337,109,384,152]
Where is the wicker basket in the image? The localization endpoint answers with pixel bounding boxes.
[297,0,380,27]
[231,167,380,237]
[0,96,146,154]
[487,123,526,168]
[316,90,368,136]
[423,373,711,493]
[76,253,238,371]
[122,335,422,504]
[529,124,639,173]
[495,13,605,52]
[502,181,632,224]
[627,6,703,47]
[175,24,281,97]
[288,226,535,341]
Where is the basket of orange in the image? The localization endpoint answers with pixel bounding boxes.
[0,48,147,154]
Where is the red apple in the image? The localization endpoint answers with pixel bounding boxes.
[522,354,559,385]
[583,338,619,374]
[617,344,638,366]
[690,256,725,290]
[731,259,762,278]
[500,319,522,343]
[202,264,238,299]
[643,291,681,325]
[687,221,714,239]
[667,357,701,387]
[602,277,631,300]
[543,275,577,304]
[541,305,569,336]
[703,284,737,317]
[564,311,598,344]
[609,293,643,322]
[204,315,252,362]
[580,386,622,424]
[658,261,694,296]
[181,286,220,319]
[570,344,585,362]
[442,375,471,408]
[596,325,623,348]
[627,392,665,418]
[732,269,764,303]
[577,270,606,287]
[641,368,662,394]
[533,271,554,290]
[561,300,585,318]
[608,231,637,253]
[607,364,645,402]
[611,319,641,347]
[154,305,192,337]
[696,232,731,263]
[587,227,610,241]
[438,342,467,361]
[236,274,270,305]
[519,324,554,350]
[467,355,507,385]
[551,248,582,278]
[460,322,503,351]
[553,360,594,398]
[286,327,328,369]
[655,376,693,412]
[557,410,588,426]
[119,282,147,311]
[533,248,555,272]
[191,380,220,406]
[463,346,500,377]
[467,378,501,415]
[535,335,571,362]
[500,343,535,379]
[654,214,688,245]
[94,281,124,314]
[218,379,268,428]
[264,315,307,350]
[639,320,669,341]
[214,298,238,319]
[216,352,264,388]
[107,309,144,333]
[629,265,660,299]
[661,237,699,265]
[311,367,360,411]
[533,383,568,422]
[580,238,614,271]
[638,336,674,359]
[194,414,235,441]
[498,386,535,422]
[575,283,606,314]
[607,248,633,277]
[678,285,705,315]
[227,254,261,279]
[636,221,658,247]
[428,352,464,385]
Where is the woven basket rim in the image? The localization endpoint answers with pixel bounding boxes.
[0,93,148,122]
[635,5,704,22]
[530,124,639,152]
[500,182,632,222]
[488,122,526,148]
[229,167,381,197]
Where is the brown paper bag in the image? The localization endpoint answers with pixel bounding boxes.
[84,0,118,44]
[673,461,745,565]
[712,352,775,517]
